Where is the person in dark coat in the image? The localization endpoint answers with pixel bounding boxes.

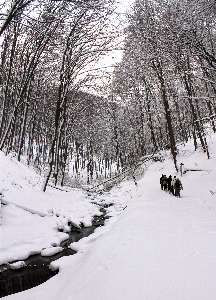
[167,175,172,193]
[160,174,164,190]
[162,175,167,190]
[174,178,183,197]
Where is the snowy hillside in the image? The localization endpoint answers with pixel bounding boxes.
[1,132,216,300]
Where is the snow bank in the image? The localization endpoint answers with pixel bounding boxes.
[41,247,64,257]
[7,261,26,270]
[0,151,112,265]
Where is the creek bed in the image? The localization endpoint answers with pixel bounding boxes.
[0,209,108,298]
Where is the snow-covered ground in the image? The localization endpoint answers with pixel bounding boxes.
[1,132,216,299]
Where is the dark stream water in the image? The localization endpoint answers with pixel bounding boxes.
[0,210,108,298]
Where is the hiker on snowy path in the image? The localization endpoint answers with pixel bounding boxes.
[171,176,176,195]
[162,175,168,190]
[174,178,183,197]
[160,174,164,190]
[167,175,172,193]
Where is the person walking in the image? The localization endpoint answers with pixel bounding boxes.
[162,175,168,191]
[171,175,176,195]
[167,175,172,193]
[160,174,164,190]
[174,177,183,197]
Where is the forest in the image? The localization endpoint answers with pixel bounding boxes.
[0,0,215,191]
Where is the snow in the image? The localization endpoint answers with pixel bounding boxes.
[1,131,216,299]
[7,261,26,270]
[41,247,64,257]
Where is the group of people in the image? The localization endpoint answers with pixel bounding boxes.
[160,174,183,197]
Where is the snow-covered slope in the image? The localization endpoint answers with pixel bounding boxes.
[0,152,127,265]
[1,132,216,300]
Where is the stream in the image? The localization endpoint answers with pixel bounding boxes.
[0,208,108,298]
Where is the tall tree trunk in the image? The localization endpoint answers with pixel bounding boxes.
[153,59,178,170]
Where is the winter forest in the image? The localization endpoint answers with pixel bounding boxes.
[0,0,216,191]
[1,1,216,299]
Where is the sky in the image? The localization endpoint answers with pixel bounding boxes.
[89,0,135,73]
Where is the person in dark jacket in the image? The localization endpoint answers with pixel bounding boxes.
[167,175,172,193]
[162,175,167,190]
[160,174,164,190]
[174,178,183,197]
